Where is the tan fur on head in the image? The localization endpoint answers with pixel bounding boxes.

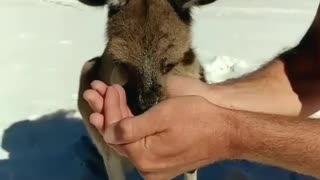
[107,0,191,65]
[79,0,217,114]
[104,0,204,114]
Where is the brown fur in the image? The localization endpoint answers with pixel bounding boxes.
[77,0,216,179]
[105,0,204,114]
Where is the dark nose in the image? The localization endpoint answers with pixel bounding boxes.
[138,83,161,112]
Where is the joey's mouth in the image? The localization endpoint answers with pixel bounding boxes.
[123,84,162,115]
[129,100,160,116]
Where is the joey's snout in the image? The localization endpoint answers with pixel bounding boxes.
[138,81,162,112]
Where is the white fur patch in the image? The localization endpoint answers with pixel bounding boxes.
[108,0,126,6]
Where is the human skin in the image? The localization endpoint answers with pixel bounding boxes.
[83,2,320,180]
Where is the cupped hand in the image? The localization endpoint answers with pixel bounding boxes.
[83,79,238,180]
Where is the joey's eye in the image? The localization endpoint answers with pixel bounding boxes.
[162,63,177,73]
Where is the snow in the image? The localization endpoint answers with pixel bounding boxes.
[0,0,319,179]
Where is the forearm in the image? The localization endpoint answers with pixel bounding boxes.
[234,110,320,177]
[203,2,320,116]
[206,60,302,116]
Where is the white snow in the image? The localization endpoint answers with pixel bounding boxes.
[198,54,260,83]
[0,0,319,179]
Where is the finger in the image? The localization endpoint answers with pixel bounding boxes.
[91,80,108,96]
[89,113,104,133]
[105,86,123,126]
[83,89,104,113]
[113,84,129,117]
[104,113,166,144]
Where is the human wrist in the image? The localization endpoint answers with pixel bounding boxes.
[205,104,244,161]
[223,109,246,160]
[206,83,238,110]
[227,110,250,160]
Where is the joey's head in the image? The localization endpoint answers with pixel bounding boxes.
[79,0,217,114]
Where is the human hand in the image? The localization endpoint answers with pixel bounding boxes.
[84,80,239,180]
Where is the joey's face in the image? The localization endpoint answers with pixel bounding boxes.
[106,0,193,114]
[79,0,217,114]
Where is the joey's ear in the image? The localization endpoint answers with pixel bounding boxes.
[179,0,217,9]
[79,0,107,6]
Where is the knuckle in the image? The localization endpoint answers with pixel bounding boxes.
[134,155,154,172]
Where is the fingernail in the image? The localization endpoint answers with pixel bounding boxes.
[83,91,91,101]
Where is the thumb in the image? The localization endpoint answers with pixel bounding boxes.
[104,112,166,145]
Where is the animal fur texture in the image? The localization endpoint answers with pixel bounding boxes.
[77,0,217,179]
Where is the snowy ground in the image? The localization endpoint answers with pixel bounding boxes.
[0,0,319,179]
